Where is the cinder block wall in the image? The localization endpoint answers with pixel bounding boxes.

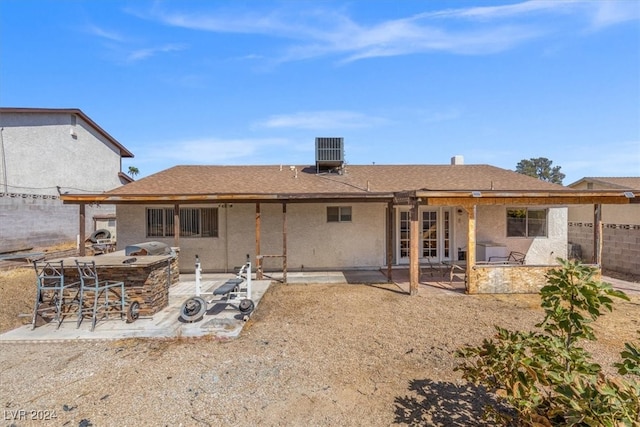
[0,193,114,252]
[568,222,640,276]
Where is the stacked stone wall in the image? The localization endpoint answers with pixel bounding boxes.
[62,255,179,317]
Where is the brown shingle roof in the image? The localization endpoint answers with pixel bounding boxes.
[106,164,566,197]
[569,177,640,190]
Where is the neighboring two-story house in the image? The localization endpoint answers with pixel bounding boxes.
[0,107,134,253]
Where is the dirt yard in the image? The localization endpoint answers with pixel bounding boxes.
[1,267,638,426]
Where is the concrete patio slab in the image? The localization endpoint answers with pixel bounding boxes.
[0,274,271,343]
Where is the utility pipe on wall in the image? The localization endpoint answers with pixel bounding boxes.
[0,127,7,193]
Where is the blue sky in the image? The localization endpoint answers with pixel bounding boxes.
[1,0,639,185]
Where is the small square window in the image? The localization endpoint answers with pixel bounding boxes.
[327,206,352,222]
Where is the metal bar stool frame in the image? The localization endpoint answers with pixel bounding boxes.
[75,260,126,331]
[31,260,80,329]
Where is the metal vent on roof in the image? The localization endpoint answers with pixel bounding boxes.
[316,137,344,173]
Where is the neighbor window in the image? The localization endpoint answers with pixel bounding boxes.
[147,208,218,237]
[327,206,352,222]
[506,208,547,237]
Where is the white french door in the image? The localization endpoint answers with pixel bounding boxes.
[397,207,452,264]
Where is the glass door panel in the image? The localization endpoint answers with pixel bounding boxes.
[399,210,410,261]
[396,207,453,264]
[422,211,438,258]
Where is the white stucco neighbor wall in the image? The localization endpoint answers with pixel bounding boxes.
[476,205,567,265]
[116,202,387,272]
[567,181,639,225]
[0,111,123,196]
[0,111,124,252]
[568,204,640,225]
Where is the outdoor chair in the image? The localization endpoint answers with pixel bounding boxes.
[32,260,80,329]
[75,260,126,331]
[419,259,447,279]
[488,251,526,265]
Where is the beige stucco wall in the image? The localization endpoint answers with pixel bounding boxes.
[475,205,567,264]
[116,202,387,272]
[117,202,569,272]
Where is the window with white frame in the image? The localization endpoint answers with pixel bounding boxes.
[506,208,547,237]
[147,208,218,237]
[327,206,352,222]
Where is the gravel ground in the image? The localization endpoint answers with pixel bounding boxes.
[1,268,639,426]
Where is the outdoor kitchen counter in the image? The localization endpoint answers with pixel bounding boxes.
[53,254,180,316]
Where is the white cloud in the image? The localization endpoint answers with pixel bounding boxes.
[140,1,639,64]
[589,1,640,30]
[84,19,188,64]
[421,108,462,124]
[126,43,187,62]
[255,111,389,130]
[85,24,126,42]
[141,137,289,164]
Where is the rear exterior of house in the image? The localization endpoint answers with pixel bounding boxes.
[0,108,133,252]
[61,139,635,294]
[110,154,572,275]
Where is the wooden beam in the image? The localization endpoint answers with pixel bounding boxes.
[464,205,477,294]
[256,203,261,279]
[424,196,629,207]
[593,204,602,265]
[409,199,420,295]
[173,204,180,248]
[282,202,287,283]
[386,201,393,283]
[79,203,86,256]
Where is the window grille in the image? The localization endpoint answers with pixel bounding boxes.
[146,208,218,237]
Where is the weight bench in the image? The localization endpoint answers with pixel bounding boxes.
[180,255,255,323]
[213,278,244,299]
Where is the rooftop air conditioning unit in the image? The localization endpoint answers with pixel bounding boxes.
[316,137,344,173]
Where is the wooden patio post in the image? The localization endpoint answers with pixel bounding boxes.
[256,203,262,279]
[409,198,420,295]
[465,205,477,294]
[79,203,86,256]
[282,202,287,283]
[593,203,602,265]
[386,201,393,283]
[173,204,180,248]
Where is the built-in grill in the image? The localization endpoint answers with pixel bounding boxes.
[125,241,171,256]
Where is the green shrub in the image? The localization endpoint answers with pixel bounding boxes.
[455,258,639,426]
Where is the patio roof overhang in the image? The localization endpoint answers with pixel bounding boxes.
[415,189,636,206]
[60,189,636,206]
[59,192,396,205]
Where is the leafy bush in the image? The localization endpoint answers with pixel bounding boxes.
[455,258,639,426]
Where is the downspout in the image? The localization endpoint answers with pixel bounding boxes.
[0,127,7,193]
